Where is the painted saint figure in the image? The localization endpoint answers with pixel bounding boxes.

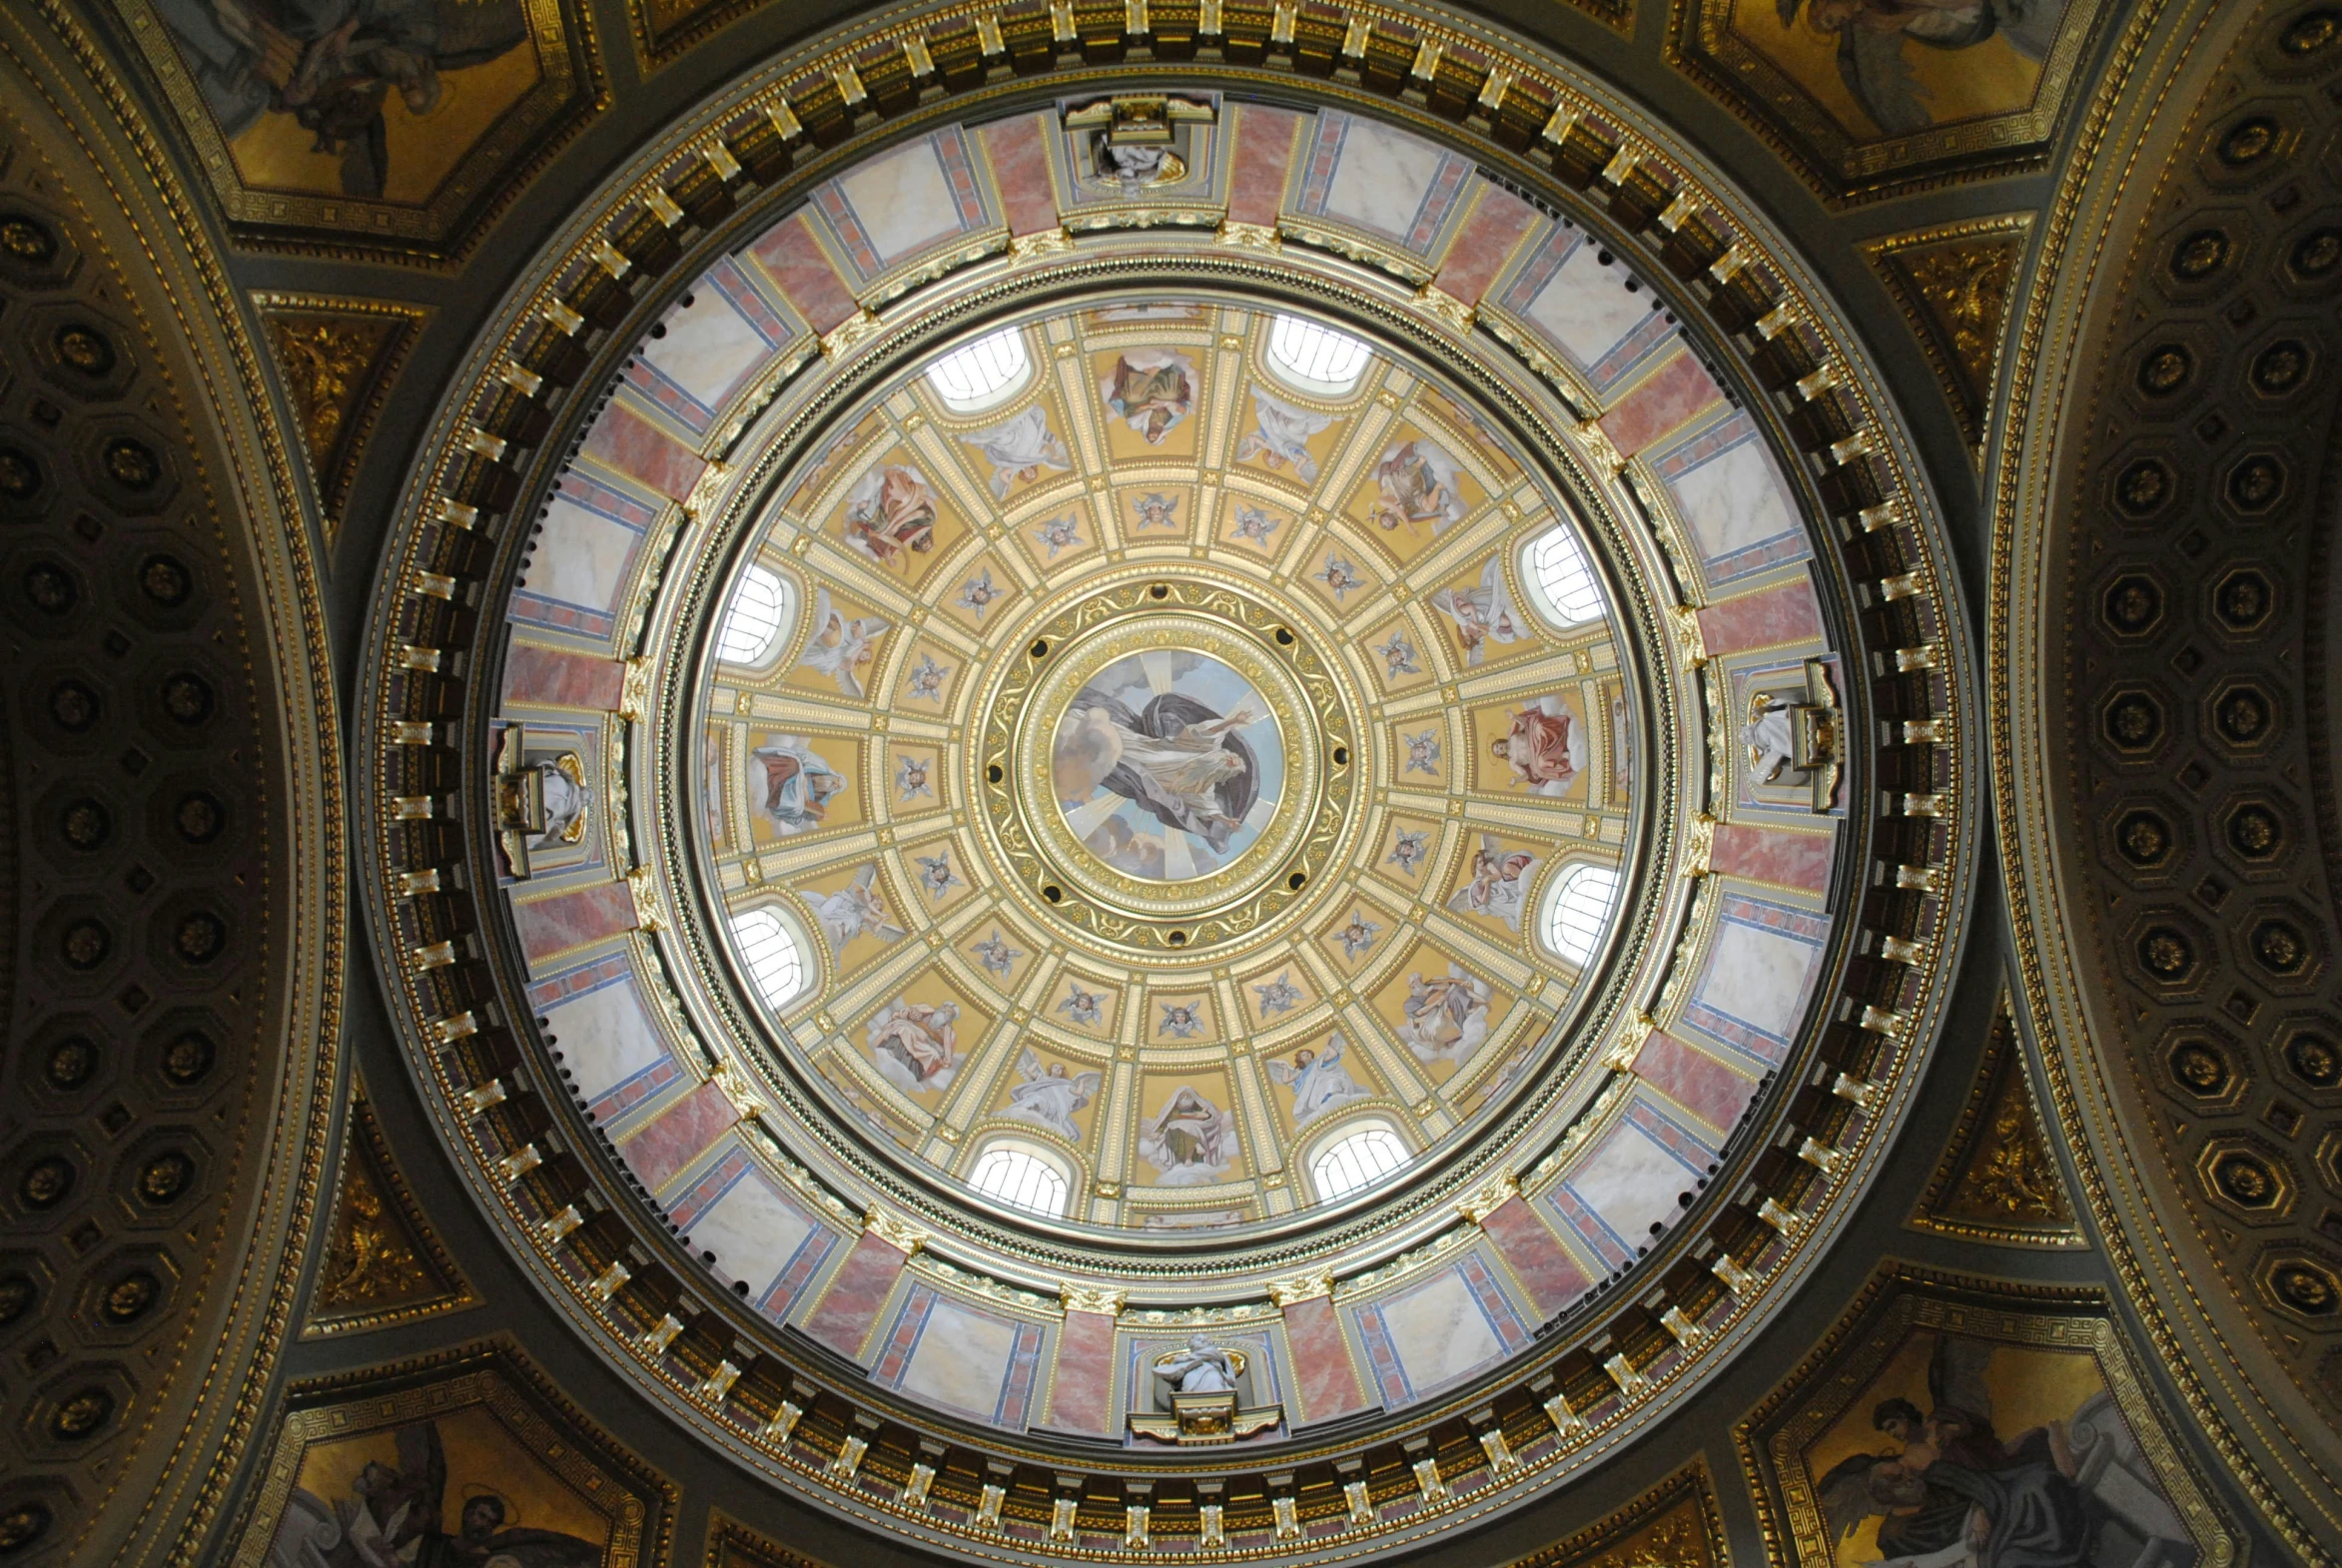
[1054,692,1263,858]
[1448,836,1540,933]
[1397,968,1493,1065]
[1428,556,1524,667]
[1002,1048,1102,1141]
[1366,437,1469,536]
[1493,696,1582,796]
[866,997,963,1094]
[810,866,906,952]
[961,406,1071,499]
[1099,349,1196,444]
[1138,1086,1237,1183]
[751,736,846,835]
[839,463,941,569]
[1267,1034,1372,1127]
[1235,387,1332,480]
[798,588,891,699]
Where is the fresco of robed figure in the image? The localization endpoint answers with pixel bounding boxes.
[1051,651,1281,883]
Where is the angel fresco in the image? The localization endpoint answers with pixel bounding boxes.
[1138,1087,1237,1184]
[261,1419,602,1568]
[1448,836,1540,933]
[751,736,846,835]
[866,997,963,1095]
[798,588,891,699]
[1396,967,1493,1065]
[1235,387,1333,481]
[1493,696,1583,797]
[1100,350,1196,444]
[156,0,528,202]
[1781,0,2068,138]
[1366,437,1470,537]
[1266,1035,1372,1128]
[971,930,1023,979]
[1428,557,1525,668]
[961,406,1071,499]
[1002,1048,1101,1141]
[1814,1334,2194,1568]
[840,463,940,569]
[810,866,906,952]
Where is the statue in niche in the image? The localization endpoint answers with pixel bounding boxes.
[1129,1336,1281,1445]
[1154,1336,1239,1396]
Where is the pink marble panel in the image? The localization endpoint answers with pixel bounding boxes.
[1226,106,1301,227]
[802,1230,909,1360]
[1046,1307,1118,1435]
[981,114,1061,236]
[1432,185,1537,306]
[582,399,706,502]
[1631,1028,1759,1138]
[1598,347,1725,458]
[619,1080,739,1193]
[501,644,625,710]
[513,878,639,966]
[747,212,862,335]
[1696,575,1824,655]
[1282,1293,1370,1423]
[1712,821,1834,895]
[1477,1195,1590,1318]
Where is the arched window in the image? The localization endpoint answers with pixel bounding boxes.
[923,327,1032,412]
[1266,314,1372,395]
[730,906,809,1010]
[717,564,791,667]
[1308,1122,1410,1201]
[967,1142,1071,1217]
[1519,522,1605,628]
[1542,863,1621,969]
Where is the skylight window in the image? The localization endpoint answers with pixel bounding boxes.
[1309,1123,1410,1200]
[730,907,808,1010]
[1266,314,1372,394]
[924,327,1033,411]
[1521,523,1606,627]
[967,1143,1071,1217]
[1543,864,1621,969]
[717,564,793,668]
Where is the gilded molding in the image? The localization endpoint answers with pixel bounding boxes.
[1908,991,2083,1249]
[1860,216,2030,456]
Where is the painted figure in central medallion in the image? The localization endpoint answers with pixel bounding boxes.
[1049,650,1281,882]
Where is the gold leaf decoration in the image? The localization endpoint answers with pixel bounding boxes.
[305,1082,474,1336]
[254,295,426,543]
[1507,1460,1726,1567]
[1862,216,2030,452]
[1911,991,2083,1247]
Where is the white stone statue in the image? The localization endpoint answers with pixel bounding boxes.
[1154,1335,1238,1397]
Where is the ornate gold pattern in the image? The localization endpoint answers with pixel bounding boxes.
[254,294,425,540]
[306,1084,476,1336]
[1505,1459,1726,1567]
[1862,218,2030,452]
[1910,993,2081,1248]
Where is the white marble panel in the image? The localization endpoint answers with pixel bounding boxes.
[641,291,771,408]
[1380,1267,1503,1392]
[544,977,666,1103]
[690,1168,817,1290]
[1699,916,1819,1041]
[1322,118,1447,240]
[1525,240,1648,371]
[900,1296,1021,1417]
[520,492,638,613]
[1568,1121,1685,1242]
[1667,440,1796,568]
[839,140,957,264]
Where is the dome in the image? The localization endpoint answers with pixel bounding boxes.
[351,18,1970,1561]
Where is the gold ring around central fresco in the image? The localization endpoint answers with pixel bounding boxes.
[976,574,1362,959]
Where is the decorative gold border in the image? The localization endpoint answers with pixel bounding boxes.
[229,1337,679,1568]
[703,1510,836,1568]
[1504,1456,1729,1567]
[250,292,430,544]
[108,0,609,266]
[1859,214,2032,459]
[301,1078,480,1338]
[1906,985,2085,1249]
[1735,1262,2237,1568]
[1663,0,2112,205]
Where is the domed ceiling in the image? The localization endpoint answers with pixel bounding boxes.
[345,25,1977,1545]
[684,292,1647,1238]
